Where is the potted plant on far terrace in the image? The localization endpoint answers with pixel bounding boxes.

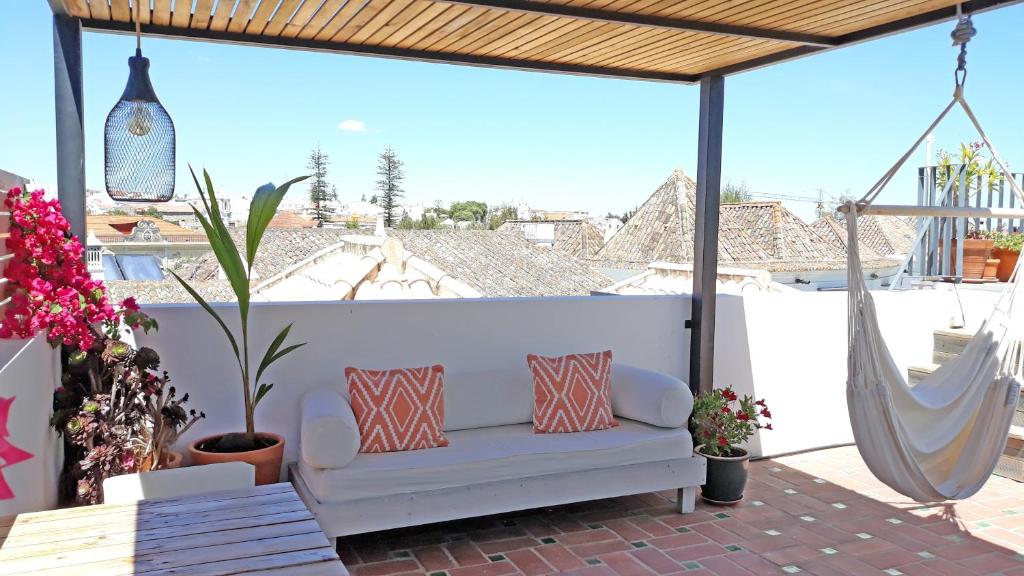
[690,387,771,505]
[170,168,308,484]
[992,231,1023,283]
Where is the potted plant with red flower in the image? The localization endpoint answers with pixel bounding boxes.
[690,387,771,504]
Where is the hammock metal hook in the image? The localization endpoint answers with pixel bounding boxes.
[951,9,976,88]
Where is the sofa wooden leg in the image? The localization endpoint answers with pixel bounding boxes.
[677,486,696,513]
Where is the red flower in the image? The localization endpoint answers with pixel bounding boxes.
[717,436,728,447]
[737,412,750,421]
[760,409,772,419]
[721,406,732,414]
[764,423,773,431]
[755,399,766,407]
[721,388,737,401]
[120,297,140,312]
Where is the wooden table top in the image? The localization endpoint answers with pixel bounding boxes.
[0,482,346,575]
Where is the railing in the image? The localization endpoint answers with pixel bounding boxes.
[898,165,1024,284]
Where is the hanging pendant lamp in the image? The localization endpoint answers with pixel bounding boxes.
[104,1,175,202]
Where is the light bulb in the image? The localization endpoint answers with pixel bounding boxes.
[127,104,152,137]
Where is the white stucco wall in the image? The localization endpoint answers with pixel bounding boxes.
[0,337,60,515]
[136,296,692,477]
[717,288,1001,458]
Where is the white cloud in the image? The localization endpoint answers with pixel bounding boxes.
[338,119,367,132]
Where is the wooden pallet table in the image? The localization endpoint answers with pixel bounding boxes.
[0,482,347,575]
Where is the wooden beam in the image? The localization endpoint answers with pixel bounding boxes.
[689,76,724,397]
[77,19,699,84]
[699,0,1024,80]
[437,0,838,47]
[53,13,87,247]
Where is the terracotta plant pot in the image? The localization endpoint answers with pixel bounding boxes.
[993,248,1020,283]
[139,450,183,472]
[696,445,750,505]
[188,432,285,485]
[938,239,994,280]
[984,259,1000,280]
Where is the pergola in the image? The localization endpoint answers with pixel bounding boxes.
[46,0,1022,395]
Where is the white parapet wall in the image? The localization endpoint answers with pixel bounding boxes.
[0,337,60,515]
[717,287,1002,458]
[135,288,1001,475]
[136,296,692,476]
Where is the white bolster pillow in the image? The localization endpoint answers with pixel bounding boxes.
[300,388,360,469]
[610,364,692,428]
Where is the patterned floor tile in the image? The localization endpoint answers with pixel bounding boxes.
[339,447,1024,575]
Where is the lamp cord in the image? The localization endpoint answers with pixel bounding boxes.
[135,0,141,53]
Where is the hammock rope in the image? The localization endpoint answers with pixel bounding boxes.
[844,12,1023,502]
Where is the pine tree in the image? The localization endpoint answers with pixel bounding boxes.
[375,147,405,228]
[306,145,337,225]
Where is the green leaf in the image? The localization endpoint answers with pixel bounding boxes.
[253,383,274,409]
[255,343,306,389]
[245,175,310,271]
[255,323,293,386]
[168,270,242,372]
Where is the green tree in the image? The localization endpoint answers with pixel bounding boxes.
[376,147,405,227]
[137,207,163,219]
[488,204,519,230]
[721,181,752,204]
[345,217,360,230]
[449,200,488,224]
[306,145,337,226]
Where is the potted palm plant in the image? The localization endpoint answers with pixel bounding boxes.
[690,387,771,505]
[170,168,308,484]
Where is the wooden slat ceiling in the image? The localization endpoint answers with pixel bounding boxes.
[54,0,1021,83]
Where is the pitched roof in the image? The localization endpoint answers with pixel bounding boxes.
[105,279,237,305]
[594,170,855,272]
[497,220,605,259]
[388,230,611,297]
[812,212,916,258]
[87,215,198,238]
[268,212,317,229]
[172,227,364,282]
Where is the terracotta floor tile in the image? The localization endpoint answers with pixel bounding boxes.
[337,446,1024,576]
[535,543,587,571]
[504,548,556,576]
[597,551,657,576]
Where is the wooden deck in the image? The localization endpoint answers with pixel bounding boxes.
[0,482,347,575]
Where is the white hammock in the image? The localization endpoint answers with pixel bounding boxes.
[845,84,1024,502]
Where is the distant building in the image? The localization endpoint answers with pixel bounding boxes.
[85,215,211,281]
[590,216,624,242]
[267,212,317,229]
[594,170,900,290]
[497,219,605,259]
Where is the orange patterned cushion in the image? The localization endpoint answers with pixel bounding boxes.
[527,350,618,434]
[345,365,449,453]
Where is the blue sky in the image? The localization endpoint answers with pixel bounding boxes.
[2,3,1023,222]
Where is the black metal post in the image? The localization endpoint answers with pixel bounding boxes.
[53,14,86,244]
[689,76,724,396]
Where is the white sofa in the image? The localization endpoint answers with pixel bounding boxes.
[289,363,706,540]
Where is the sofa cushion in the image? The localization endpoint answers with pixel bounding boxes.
[297,419,693,503]
[528,350,617,433]
[443,368,533,431]
[301,388,361,469]
[611,364,692,428]
[346,365,449,453]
